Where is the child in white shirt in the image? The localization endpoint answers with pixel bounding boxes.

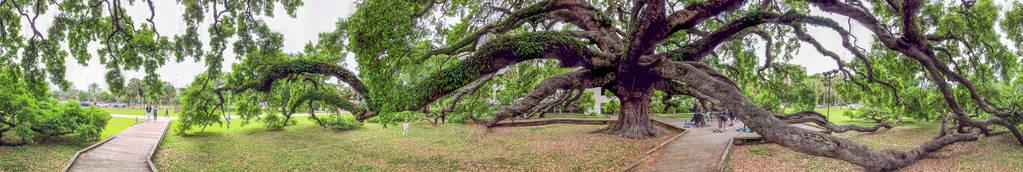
[402,122,409,136]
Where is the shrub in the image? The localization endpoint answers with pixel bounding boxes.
[1,68,111,146]
[843,107,893,123]
[364,116,380,123]
[319,115,363,131]
[446,112,469,124]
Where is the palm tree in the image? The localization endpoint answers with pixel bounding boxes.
[126,78,144,108]
[88,83,99,105]
[162,81,176,110]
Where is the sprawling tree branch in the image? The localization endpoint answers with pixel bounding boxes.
[473,70,597,126]
[807,0,1023,145]
[666,0,748,36]
[390,31,595,112]
[414,0,606,63]
[655,60,983,171]
[431,74,495,121]
[776,111,893,133]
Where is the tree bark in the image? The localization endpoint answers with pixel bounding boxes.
[605,89,666,138]
[599,70,666,139]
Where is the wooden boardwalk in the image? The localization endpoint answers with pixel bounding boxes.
[64,120,170,172]
[628,118,825,172]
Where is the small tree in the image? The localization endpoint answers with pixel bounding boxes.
[602,100,620,115]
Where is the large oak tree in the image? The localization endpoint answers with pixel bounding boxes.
[3,0,1023,170]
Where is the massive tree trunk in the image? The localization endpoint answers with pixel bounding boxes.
[608,88,665,138]
[601,69,666,139]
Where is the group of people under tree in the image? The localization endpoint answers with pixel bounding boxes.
[687,106,741,133]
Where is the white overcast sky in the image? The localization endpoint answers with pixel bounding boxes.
[18,0,1017,91]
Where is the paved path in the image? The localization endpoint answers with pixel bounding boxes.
[630,118,823,172]
[66,120,170,172]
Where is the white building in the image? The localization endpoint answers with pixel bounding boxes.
[588,87,616,114]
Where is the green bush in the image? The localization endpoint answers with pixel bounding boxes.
[446,112,470,124]
[319,115,363,131]
[602,100,620,114]
[1,68,111,145]
[364,116,380,123]
[843,107,893,123]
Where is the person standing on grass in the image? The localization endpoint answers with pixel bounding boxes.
[165,107,169,118]
[402,121,409,136]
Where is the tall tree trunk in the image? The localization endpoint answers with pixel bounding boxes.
[601,71,665,139]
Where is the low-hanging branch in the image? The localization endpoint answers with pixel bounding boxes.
[380,31,595,113]
[775,111,893,133]
[425,74,495,124]
[472,70,599,127]
[808,0,1023,145]
[205,31,598,124]
[654,60,981,171]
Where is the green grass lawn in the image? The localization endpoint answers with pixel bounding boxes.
[154,116,669,171]
[0,117,138,171]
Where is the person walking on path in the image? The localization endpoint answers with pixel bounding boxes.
[146,106,152,121]
[164,107,169,118]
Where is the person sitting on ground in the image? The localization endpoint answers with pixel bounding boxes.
[688,107,705,128]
